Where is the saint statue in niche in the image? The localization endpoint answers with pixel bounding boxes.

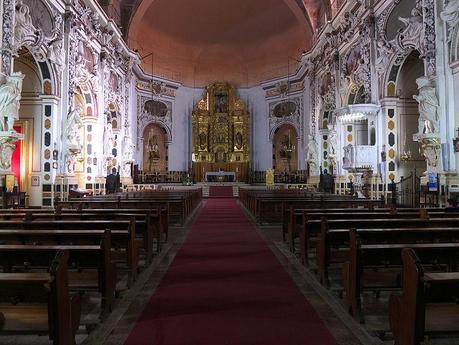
[234,132,243,150]
[413,77,439,134]
[199,132,207,150]
[214,94,228,113]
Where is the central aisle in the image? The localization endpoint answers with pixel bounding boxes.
[125,199,337,345]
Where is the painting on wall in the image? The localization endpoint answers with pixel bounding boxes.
[144,100,168,117]
[273,101,296,118]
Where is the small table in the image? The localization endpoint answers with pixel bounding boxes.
[205,171,236,182]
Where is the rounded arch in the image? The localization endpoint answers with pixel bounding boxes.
[272,123,298,172]
[269,120,299,142]
[74,84,98,118]
[13,48,58,97]
[139,119,172,144]
[14,55,42,97]
[383,50,423,98]
[142,122,169,172]
[128,0,314,43]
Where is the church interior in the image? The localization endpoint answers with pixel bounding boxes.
[2,0,459,344]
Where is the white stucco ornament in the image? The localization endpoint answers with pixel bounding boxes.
[441,0,459,41]
[397,8,424,53]
[0,72,24,132]
[103,115,114,157]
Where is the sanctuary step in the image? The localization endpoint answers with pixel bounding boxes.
[209,186,233,198]
[197,182,248,198]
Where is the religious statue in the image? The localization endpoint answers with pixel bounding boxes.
[123,136,134,163]
[64,106,83,152]
[47,39,64,70]
[103,115,114,156]
[0,73,24,133]
[234,131,243,150]
[327,125,337,156]
[199,132,207,150]
[441,0,459,40]
[65,151,76,174]
[13,0,39,52]
[413,77,439,135]
[214,94,228,113]
[397,8,424,52]
[307,135,319,175]
[343,144,354,169]
[122,136,135,175]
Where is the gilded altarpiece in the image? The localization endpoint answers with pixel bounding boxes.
[192,83,250,182]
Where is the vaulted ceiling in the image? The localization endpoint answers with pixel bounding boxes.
[125,0,332,86]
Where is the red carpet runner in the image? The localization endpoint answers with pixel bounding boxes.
[125,199,337,345]
[208,185,233,198]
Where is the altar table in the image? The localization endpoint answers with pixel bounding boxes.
[205,171,236,182]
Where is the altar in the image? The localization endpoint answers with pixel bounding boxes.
[205,171,236,182]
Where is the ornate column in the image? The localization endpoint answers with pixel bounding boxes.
[1,0,15,75]
[0,0,25,179]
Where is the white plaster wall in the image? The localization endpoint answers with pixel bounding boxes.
[239,86,271,171]
[167,86,202,171]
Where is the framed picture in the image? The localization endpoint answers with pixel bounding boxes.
[31,175,40,186]
[454,138,459,153]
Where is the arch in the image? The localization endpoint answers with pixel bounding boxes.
[450,25,459,63]
[142,122,169,172]
[126,0,316,53]
[393,50,425,178]
[128,0,314,47]
[75,84,97,118]
[139,118,172,144]
[383,50,423,98]
[269,120,299,142]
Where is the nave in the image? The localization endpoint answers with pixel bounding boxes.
[2,188,459,345]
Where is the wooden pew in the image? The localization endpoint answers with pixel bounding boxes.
[294,209,459,261]
[55,207,169,252]
[0,208,168,260]
[0,231,115,317]
[58,189,201,226]
[314,217,459,284]
[0,250,81,345]
[283,207,438,244]
[0,219,139,286]
[389,248,459,345]
[344,228,459,321]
